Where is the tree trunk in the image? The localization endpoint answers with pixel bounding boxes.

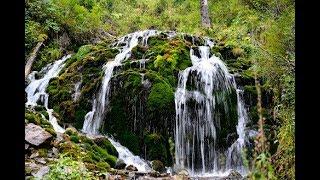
[25,40,44,79]
[254,71,268,154]
[200,0,211,28]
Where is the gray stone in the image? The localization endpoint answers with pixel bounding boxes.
[52,147,59,157]
[29,151,39,159]
[35,157,46,164]
[225,170,242,179]
[25,123,52,146]
[25,143,29,150]
[33,166,49,178]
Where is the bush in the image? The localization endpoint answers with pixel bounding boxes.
[45,155,94,179]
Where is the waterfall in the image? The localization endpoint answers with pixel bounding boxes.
[174,43,248,176]
[82,30,159,135]
[25,55,71,133]
[108,137,152,172]
[81,30,159,172]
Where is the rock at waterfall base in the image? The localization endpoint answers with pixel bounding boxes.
[115,159,126,169]
[25,123,52,146]
[126,165,138,171]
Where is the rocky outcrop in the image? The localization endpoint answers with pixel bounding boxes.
[25,123,52,146]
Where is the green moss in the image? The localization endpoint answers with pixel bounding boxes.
[147,82,174,110]
[38,148,48,157]
[75,45,94,60]
[25,113,41,125]
[151,160,165,172]
[147,36,167,47]
[118,131,140,155]
[59,100,76,123]
[92,145,117,167]
[80,135,95,145]
[96,161,111,171]
[34,105,46,112]
[144,133,167,164]
[40,110,49,120]
[95,138,118,157]
[131,45,147,59]
[70,135,80,143]
[45,127,57,137]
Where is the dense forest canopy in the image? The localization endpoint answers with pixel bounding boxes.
[25,0,295,179]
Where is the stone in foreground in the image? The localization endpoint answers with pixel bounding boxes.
[25,123,52,146]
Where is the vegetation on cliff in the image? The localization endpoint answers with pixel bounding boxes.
[25,0,295,179]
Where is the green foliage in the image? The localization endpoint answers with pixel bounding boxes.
[249,152,277,180]
[44,154,94,179]
[25,0,295,177]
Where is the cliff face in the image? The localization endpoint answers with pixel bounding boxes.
[25,30,268,178]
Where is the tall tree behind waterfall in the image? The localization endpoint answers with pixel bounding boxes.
[200,0,211,28]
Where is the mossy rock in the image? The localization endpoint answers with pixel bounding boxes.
[144,133,168,164]
[45,127,57,137]
[93,137,119,157]
[38,148,48,157]
[96,161,111,171]
[151,160,165,173]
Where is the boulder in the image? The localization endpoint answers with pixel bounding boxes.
[25,123,52,146]
[33,166,49,179]
[225,170,242,179]
[177,169,189,176]
[115,159,126,169]
[126,165,138,171]
[151,160,165,173]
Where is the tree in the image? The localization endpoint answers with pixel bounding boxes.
[25,34,47,78]
[200,0,211,28]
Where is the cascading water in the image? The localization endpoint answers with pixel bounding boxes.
[174,43,248,176]
[81,30,160,172]
[25,55,71,133]
[108,137,152,172]
[82,30,159,135]
[225,89,248,175]
[72,79,82,102]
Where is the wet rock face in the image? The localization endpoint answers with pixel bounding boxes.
[115,159,126,169]
[25,123,52,146]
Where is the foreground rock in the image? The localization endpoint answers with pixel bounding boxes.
[223,170,243,180]
[25,123,52,146]
[126,165,138,171]
[115,159,126,169]
[151,160,165,173]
